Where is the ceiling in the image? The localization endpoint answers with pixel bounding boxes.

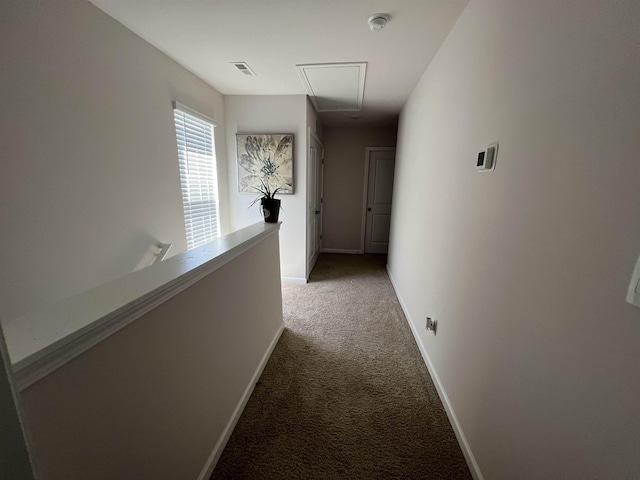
[90,0,468,127]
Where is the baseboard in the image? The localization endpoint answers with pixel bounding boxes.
[321,248,361,254]
[197,322,285,480]
[281,277,307,284]
[385,265,484,480]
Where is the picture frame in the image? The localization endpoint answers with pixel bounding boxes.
[236,133,294,194]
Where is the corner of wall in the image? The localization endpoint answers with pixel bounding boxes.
[223,95,309,280]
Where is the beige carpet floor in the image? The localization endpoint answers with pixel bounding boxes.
[212,253,472,479]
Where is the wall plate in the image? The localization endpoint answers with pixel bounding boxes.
[477,142,498,172]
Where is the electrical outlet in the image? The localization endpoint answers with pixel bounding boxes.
[426,317,437,335]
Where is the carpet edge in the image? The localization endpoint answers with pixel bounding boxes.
[197,322,286,480]
[385,264,485,480]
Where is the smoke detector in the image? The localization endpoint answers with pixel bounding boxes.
[368,13,390,32]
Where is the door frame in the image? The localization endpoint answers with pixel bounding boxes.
[360,147,396,254]
[306,129,324,279]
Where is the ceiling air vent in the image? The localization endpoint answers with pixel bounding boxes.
[231,62,257,77]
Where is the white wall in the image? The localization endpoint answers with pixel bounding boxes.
[225,95,309,280]
[0,0,228,321]
[388,1,640,479]
[323,127,397,251]
[306,97,323,142]
[20,232,283,479]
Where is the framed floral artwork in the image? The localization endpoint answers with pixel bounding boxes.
[236,133,294,194]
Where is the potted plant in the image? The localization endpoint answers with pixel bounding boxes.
[250,179,282,223]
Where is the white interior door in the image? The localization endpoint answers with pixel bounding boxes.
[364,148,396,254]
[308,135,323,274]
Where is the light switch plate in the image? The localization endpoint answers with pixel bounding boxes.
[626,254,640,308]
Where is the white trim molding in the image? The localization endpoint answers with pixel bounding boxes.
[4,222,281,391]
[321,248,361,254]
[386,265,484,480]
[197,323,285,480]
[281,277,307,285]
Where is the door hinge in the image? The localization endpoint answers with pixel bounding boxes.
[321,197,323,204]
[320,234,323,240]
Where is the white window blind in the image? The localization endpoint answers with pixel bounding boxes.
[173,104,220,250]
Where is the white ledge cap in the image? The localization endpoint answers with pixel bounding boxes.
[2,222,280,391]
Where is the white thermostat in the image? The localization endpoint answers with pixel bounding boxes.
[477,142,498,172]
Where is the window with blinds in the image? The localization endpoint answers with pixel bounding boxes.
[173,103,220,250]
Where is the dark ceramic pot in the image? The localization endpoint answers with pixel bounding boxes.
[261,198,281,223]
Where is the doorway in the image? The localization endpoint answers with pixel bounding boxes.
[307,133,324,276]
[361,147,396,254]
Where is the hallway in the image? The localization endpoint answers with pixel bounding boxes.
[212,254,471,479]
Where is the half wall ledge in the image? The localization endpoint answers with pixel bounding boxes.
[2,222,281,391]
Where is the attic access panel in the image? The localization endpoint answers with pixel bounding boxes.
[296,63,367,112]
